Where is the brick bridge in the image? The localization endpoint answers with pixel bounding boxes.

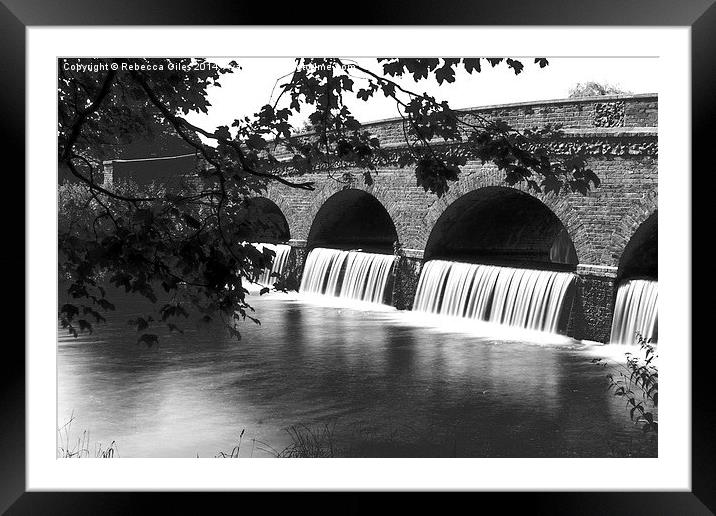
[108,93,658,343]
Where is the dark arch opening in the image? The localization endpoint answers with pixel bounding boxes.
[307,189,398,253]
[424,186,578,269]
[616,211,657,284]
[233,197,290,243]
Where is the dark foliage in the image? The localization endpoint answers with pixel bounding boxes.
[592,333,658,435]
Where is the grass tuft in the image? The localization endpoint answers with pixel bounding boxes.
[57,412,119,458]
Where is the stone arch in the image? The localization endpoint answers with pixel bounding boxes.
[299,178,405,243]
[307,187,399,253]
[234,196,290,243]
[258,186,303,240]
[614,210,658,285]
[421,175,587,266]
[607,192,658,268]
[423,186,578,268]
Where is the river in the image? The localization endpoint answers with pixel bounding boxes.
[57,290,656,458]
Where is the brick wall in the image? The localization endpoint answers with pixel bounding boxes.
[266,152,657,268]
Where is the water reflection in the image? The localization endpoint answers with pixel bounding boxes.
[58,291,654,457]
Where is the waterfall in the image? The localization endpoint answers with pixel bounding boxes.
[300,247,396,304]
[251,243,291,287]
[610,279,658,345]
[413,260,576,334]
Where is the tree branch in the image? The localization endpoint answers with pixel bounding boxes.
[128,70,316,191]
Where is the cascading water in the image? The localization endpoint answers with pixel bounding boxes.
[250,243,291,287]
[412,260,576,334]
[300,247,396,304]
[609,279,658,345]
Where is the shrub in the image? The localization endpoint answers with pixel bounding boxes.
[593,333,658,434]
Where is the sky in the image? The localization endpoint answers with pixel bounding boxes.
[185,57,659,134]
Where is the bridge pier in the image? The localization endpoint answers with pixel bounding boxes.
[391,254,424,310]
[569,265,618,343]
[283,240,308,291]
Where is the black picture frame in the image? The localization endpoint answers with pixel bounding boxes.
[3,0,710,513]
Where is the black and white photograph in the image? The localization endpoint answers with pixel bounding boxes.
[0,0,710,505]
[56,55,661,460]
[0,8,703,506]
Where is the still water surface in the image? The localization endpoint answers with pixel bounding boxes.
[58,291,654,457]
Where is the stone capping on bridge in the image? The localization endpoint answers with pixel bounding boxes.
[400,248,424,259]
[559,127,657,137]
[267,93,658,163]
[289,93,658,137]
[576,264,618,278]
[343,127,658,153]
[354,93,658,126]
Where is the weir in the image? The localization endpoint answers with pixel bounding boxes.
[412,260,576,334]
[609,279,658,345]
[251,243,291,287]
[300,247,396,304]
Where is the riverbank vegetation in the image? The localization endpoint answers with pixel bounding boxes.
[215,424,339,458]
[57,414,118,458]
[592,333,658,457]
